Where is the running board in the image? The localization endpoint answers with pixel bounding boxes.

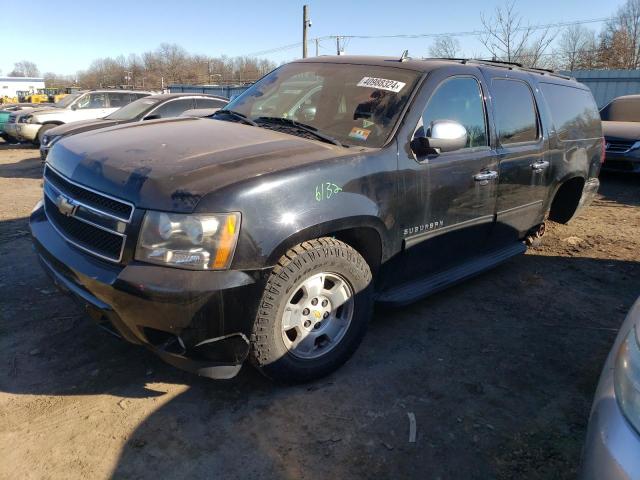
[376,242,527,306]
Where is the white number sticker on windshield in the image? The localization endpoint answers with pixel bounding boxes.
[357,77,406,93]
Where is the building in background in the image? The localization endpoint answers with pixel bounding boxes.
[565,70,640,108]
[0,77,45,97]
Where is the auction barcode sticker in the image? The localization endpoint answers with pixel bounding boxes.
[357,77,406,93]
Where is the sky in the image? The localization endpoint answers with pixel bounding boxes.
[2,0,626,76]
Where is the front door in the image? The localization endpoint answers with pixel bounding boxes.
[483,75,551,241]
[389,72,499,285]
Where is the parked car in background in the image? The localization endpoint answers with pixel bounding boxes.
[30,56,602,382]
[580,297,640,479]
[7,89,151,145]
[40,94,227,160]
[1,103,51,142]
[601,94,640,173]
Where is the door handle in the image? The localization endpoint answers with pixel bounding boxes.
[531,160,550,172]
[473,171,498,183]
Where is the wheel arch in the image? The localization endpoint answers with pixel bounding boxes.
[548,174,586,224]
[266,217,387,274]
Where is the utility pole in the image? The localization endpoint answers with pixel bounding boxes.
[315,38,319,56]
[302,5,310,58]
[336,36,341,55]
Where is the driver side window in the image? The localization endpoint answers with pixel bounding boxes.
[421,77,488,149]
[75,93,107,110]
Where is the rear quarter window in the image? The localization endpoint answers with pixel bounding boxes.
[540,83,601,140]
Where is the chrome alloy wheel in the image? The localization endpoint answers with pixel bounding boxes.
[280,272,355,359]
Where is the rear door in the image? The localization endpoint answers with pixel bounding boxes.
[484,74,551,241]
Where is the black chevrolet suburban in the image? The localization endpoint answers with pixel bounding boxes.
[30,56,603,382]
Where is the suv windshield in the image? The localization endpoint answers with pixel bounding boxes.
[600,97,640,122]
[224,62,421,147]
[55,93,82,109]
[105,97,161,120]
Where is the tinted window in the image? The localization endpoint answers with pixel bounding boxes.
[194,98,227,109]
[75,93,107,110]
[600,96,640,122]
[540,83,601,140]
[107,92,132,108]
[151,99,194,118]
[492,79,538,144]
[421,76,487,148]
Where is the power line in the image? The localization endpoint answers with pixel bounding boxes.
[244,16,613,57]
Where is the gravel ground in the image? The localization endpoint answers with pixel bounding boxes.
[0,142,639,480]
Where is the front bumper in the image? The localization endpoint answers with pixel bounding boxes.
[30,204,267,379]
[3,122,19,141]
[15,122,41,142]
[580,303,640,480]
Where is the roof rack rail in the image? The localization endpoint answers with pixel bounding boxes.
[420,57,575,81]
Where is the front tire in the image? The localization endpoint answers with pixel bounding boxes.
[251,238,373,383]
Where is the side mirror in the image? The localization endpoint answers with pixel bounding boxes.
[143,114,161,121]
[427,120,468,153]
[70,104,77,111]
[411,120,468,156]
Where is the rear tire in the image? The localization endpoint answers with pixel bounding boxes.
[250,238,373,383]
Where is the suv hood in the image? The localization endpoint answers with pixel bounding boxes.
[31,108,68,119]
[602,121,640,141]
[46,117,356,212]
[48,118,120,137]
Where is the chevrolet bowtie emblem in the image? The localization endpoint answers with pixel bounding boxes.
[55,194,78,217]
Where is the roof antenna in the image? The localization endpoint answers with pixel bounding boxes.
[399,50,409,62]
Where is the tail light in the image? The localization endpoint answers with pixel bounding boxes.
[600,137,606,164]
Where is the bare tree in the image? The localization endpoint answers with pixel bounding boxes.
[479,1,556,67]
[556,25,597,70]
[428,36,461,58]
[599,0,640,68]
[8,60,40,77]
[74,44,277,90]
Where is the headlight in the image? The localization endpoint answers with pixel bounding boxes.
[614,324,640,435]
[135,211,240,270]
[43,135,61,147]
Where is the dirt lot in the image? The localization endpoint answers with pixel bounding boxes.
[0,141,638,480]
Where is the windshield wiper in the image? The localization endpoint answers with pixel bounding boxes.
[211,109,258,127]
[255,116,345,147]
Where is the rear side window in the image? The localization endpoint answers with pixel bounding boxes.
[195,98,227,109]
[600,96,640,122]
[540,83,601,140]
[151,99,195,118]
[492,79,538,144]
[107,92,132,108]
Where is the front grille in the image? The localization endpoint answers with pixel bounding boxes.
[44,196,124,260]
[605,139,635,154]
[43,166,133,263]
[44,167,133,221]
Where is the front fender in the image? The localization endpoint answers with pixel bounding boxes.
[195,148,399,270]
